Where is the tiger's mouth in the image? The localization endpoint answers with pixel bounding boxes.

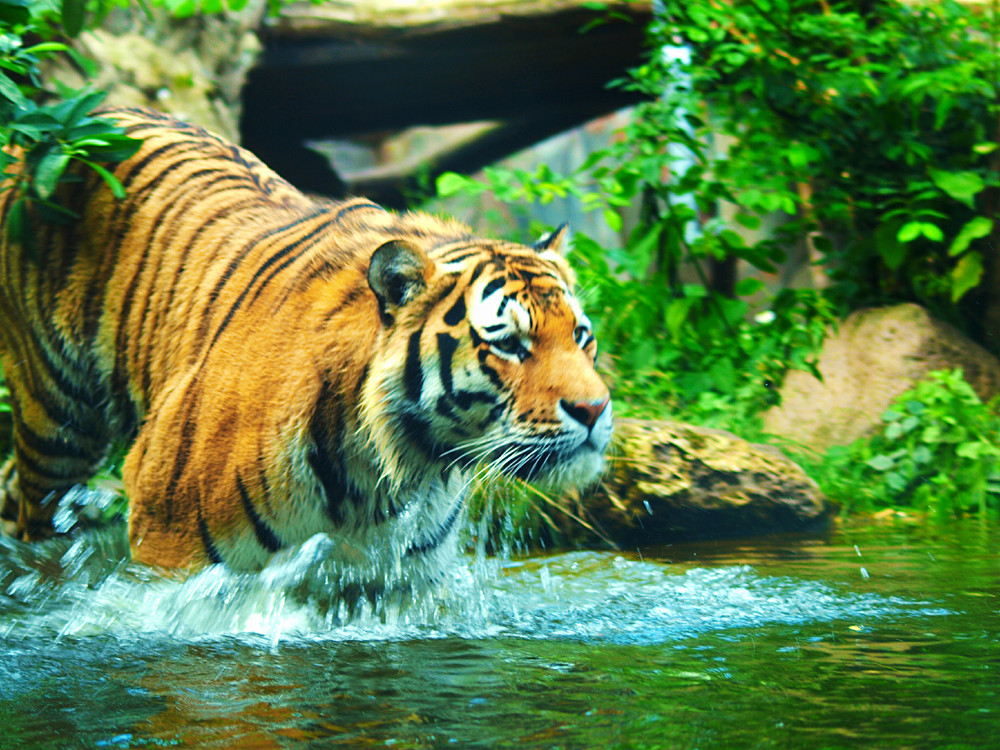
[485,398,613,486]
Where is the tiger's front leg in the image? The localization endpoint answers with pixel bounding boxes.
[0,454,20,538]
[0,376,112,542]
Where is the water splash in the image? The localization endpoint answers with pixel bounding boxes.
[0,515,951,648]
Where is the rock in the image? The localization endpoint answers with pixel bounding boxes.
[44,2,268,142]
[554,418,831,548]
[763,303,1000,453]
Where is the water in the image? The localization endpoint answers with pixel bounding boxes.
[1,509,997,749]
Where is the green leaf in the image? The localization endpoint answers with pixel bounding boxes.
[867,454,895,472]
[80,159,127,199]
[665,297,695,340]
[61,0,87,37]
[920,222,944,242]
[886,471,908,492]
[951,251,984,303]
[876,222,906,270]
[0,70,27,109]
[5,197,27,247]
[0,0,30,25]
[956,441,987,460]
[21,42,71,56]
[897,221,922,243]
[436,172,480,197]
[735,277,765,297]
[602,208,623,233]
[949,216,993,257]
[929,168,985,209]
[33,150,69,199]
[733,212,761,230]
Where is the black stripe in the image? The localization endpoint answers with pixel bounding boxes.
[198,512,224,565]
[481,277,505,299]
[404,329,424,402]
[477,350,505,390]
[236,473,284,553]
[436,394,459,421]
[453,389,497,410]
[405,499,464,557]
[139,185,256,395]
[162,407,199,527]
[398,411,434,457]
[308,446,347,524]
[308,397,348,524]
[469,325,483,348]
[201,211,321,327]
[443,295,466,326]
[440,252,478,265]
[207,216,335,351]
[436,333,458,395]
[13,444,92,481]
[247,212,348,310]
[15,423,101,461]
[321,286,368,326]
[353,363,370,404]
[334,202,384,222]
[480,402,508,431]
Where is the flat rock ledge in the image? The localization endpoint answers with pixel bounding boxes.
[565,418,833,547]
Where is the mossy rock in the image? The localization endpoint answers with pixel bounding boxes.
[561,418,832,547]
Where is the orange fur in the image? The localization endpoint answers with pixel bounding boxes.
[0,108,612,582]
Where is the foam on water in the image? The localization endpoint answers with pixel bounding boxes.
[0,515,951,648]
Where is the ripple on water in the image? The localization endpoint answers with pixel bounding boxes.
[0,517,952,647]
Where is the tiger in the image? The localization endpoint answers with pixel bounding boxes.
[0,107,612,587]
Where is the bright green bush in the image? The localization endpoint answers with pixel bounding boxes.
[813,369,1000,519]
[1,0,146,250]
[658,0,1000,342]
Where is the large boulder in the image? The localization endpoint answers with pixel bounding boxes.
[763,303,1000,453]
[555,418,831,547]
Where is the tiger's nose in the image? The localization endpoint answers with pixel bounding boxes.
[560,397,611,429]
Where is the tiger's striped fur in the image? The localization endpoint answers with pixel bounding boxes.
[0,107,611,583]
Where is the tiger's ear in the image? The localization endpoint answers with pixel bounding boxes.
[532,222,569,255]
[368,240,431,324]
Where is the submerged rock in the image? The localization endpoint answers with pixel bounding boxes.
[763,303,1000,453]
[560,418,831,547]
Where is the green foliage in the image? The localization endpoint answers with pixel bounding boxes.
[0,0,143,247]
[659,0,1000,339]
[814,370,1000,519]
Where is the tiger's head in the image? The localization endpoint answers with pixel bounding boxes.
[363,224,612,491]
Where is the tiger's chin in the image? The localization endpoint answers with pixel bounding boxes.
[500,403,613,492]
[527,446,608,493]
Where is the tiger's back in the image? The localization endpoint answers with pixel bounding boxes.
[0,108,612,585]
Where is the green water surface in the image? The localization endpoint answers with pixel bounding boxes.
[0,519,997,749]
